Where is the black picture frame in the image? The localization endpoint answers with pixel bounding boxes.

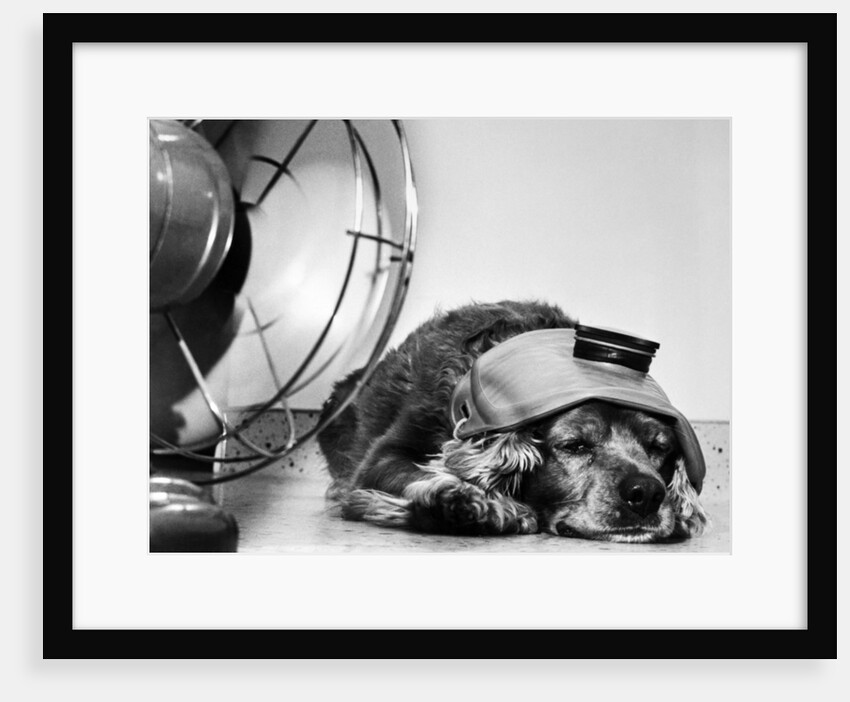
[46,12,836,658]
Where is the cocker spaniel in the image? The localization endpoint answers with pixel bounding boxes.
[318,300,708,543]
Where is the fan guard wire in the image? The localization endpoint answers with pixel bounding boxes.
[149,119,418,485]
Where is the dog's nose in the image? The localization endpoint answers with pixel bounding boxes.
[618,475,666,518]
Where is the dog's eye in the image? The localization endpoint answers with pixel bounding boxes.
[650,433,673,454]
[559,440,592,455]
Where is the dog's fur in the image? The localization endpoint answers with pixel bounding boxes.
[318,300,708,542]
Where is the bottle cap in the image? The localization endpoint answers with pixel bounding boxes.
[573,324,660,373]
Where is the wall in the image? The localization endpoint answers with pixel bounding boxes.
[388,119,731,421]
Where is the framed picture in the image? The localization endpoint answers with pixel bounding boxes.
[49,13,835,657]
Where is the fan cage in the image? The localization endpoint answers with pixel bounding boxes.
[149,119,418,486]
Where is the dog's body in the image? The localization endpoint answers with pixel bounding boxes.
[318,300,708,542]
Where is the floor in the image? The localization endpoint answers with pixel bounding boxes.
[169,409,731,554]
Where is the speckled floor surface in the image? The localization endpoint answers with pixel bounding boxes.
[205,410,730,554]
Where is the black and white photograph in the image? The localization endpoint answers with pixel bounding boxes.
[149,118,731,555]
[45,14,838,668]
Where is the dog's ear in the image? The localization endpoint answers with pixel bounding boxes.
[667,458,710,538]
[438,430,543,496]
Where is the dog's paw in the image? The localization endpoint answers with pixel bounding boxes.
[410,481,487,534]
[409,479,537,536]
[510,501,539,535]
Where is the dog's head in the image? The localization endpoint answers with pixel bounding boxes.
[441,400,708,543]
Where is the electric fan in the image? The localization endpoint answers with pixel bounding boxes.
[149,119,418,550]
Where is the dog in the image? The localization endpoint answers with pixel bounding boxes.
[317,300,708,542]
